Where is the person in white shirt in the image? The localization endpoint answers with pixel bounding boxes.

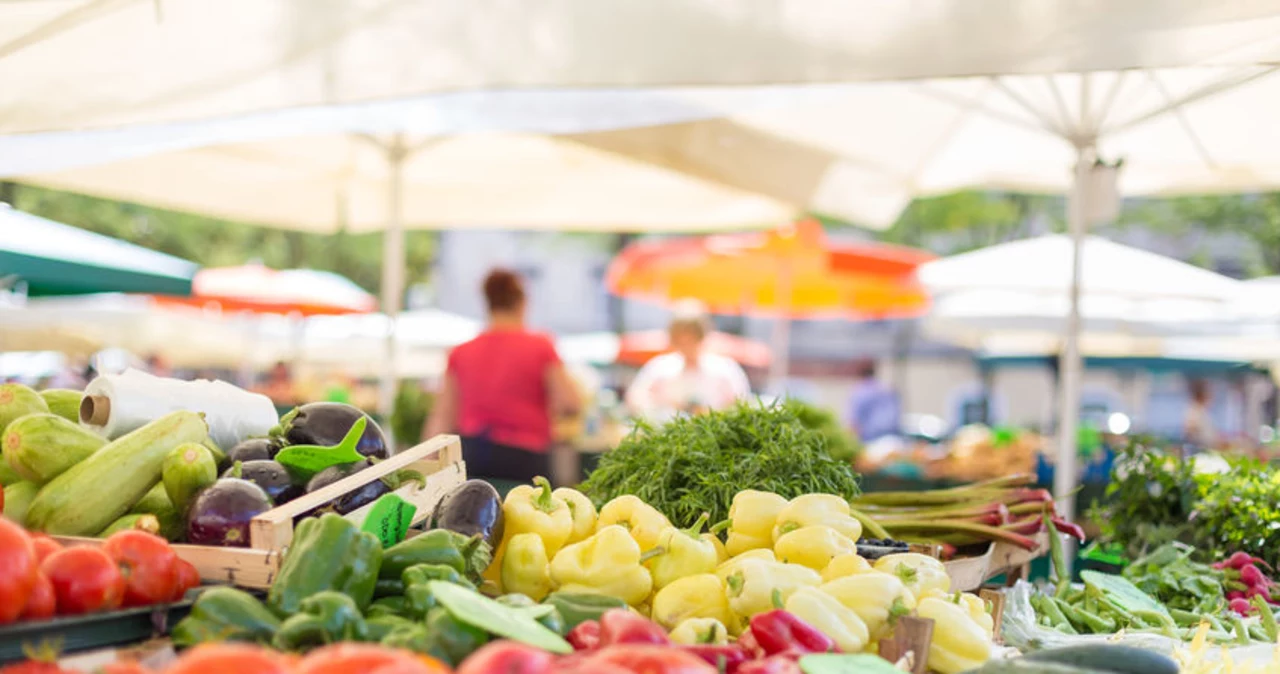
[626,301,752,423]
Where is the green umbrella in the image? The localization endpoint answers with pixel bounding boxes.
[0,206,196,296]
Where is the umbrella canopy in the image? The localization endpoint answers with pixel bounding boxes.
[4,1,1279,135]
[154,264,376,315]
[607,220,934,318]
[557,330,772,369]
[0,205,197,296]
[920,235,1245,347]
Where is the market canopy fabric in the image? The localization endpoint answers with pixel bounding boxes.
[5,1,1280,135]
[0,205,197,296]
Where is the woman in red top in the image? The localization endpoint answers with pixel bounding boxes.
[426,269,580,482]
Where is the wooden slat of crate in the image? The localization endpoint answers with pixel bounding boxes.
[945,531,1049,592]
[58,435,466,589]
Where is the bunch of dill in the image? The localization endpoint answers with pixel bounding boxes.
[580,401,861,528]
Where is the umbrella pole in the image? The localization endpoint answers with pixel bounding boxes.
[767,263,794,395]
[378,135,408,426]
[1055,144,1094,570]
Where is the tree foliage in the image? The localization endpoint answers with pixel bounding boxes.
[7,183,436,297]
[877,191,1062,254]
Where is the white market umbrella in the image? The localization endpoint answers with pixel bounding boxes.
[300,309,481,378]
[5,1,1280,135]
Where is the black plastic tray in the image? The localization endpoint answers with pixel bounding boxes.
[0,600,194,664]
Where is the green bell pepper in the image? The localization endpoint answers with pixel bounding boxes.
[496,594,566,635]
[379,529,490,582]
[269,513,383,614]
[171,587,281,647]
[272,591,369,652]
[366,614,416,642]
[543,591,629,630]
[380,612,489,667]
[403,563,476,589]
[374,578,404,599]
[368,596,410,618]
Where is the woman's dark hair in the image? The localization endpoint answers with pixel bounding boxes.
[483,268,526,312]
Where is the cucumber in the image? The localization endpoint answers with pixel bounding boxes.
[968,659,1111,674]
[0,383,48,433]
[39,389,83,423]
[163,442,218,515]
[3,481,39,525]
[3,413,107,483]
[0,461,20,487]
[99,513,161,538]
[130,483,186,541]
[1022,644,1179,674]
[25,410,208,536]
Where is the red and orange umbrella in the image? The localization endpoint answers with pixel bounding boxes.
[152,264,376,316]
[607,219,933,319]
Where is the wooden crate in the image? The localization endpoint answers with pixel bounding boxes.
[58,434,466,589]
[945,531,1049,592]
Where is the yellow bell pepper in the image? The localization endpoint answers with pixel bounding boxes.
[668,617,730,645]
[820,570,916,640]
[785,586,869,653]
[771,494,862,542]
[553,487,598,544]
[550,524,653,607]
[482,535,508,589]
[705,532,729,563]
[722,558,821,622]
[821,553,873,582]
[916,596,993,674]
[501,532,552,601]
[715,549,777,581]
[724,490,788,557]
[646,514,721,590]
[873,553,950,597]
[505,476,574,557]
[955,592,995,638]
[597,495,671,551]
[773,525,857,570]
[650,573,734,630]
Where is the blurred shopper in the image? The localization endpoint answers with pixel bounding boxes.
[259,361,298,406]
[1184,378,1217,450]
[626,300,751,422]
[848,358,903,461]
[426,269,580,483]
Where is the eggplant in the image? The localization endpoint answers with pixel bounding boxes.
[226,437,281,464]
[428,480,504,548]
[305,460,389,515]
[278,403,389,460]
[223,460,304,505]
[186,478,273,547]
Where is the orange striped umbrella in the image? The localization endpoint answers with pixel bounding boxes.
[152,264,376,316]
[607,220,934,319]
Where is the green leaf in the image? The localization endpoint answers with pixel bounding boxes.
[427,581,572,654]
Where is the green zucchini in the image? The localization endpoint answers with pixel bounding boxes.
[3,413,106,483]
[3,480,39,525]
[39,389,84,423]
[25,410,208,536]
[1021,644,1178,674]
[98,513,161,538]
[130,483,186,542]
[967,659,1111,674]
[0,383,48,434]
[200,437,229,471]
[163,442,218,514]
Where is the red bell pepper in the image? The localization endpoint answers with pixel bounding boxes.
[735,629,765,659]
[582,645,717,674]
[567,620,602,651]
[748,610,835,656]
[599,609,670,647]
[457,641,554,674]
[736,656,804,674]
[681,644,750,674]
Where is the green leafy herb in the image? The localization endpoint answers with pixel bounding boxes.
[580,401,861,528]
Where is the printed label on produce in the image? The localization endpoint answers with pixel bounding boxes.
[275,418,368,476]
[362,493,417,547]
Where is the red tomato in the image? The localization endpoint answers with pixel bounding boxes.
[41,547,124,615]
[29,536,62,564]
[294,644,451,674]
[99,663,149,674]
[102,530,178,607]
[165,645,290,674]
[0,662,72,674]
[171,559,201,601]
[19,572,55,621]
[0,518,37,624]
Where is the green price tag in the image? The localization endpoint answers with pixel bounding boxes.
[360,493,417,548]
[800,654,904,674]
[275,416,367,479]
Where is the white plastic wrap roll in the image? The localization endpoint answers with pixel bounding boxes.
[81,369,278,450]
